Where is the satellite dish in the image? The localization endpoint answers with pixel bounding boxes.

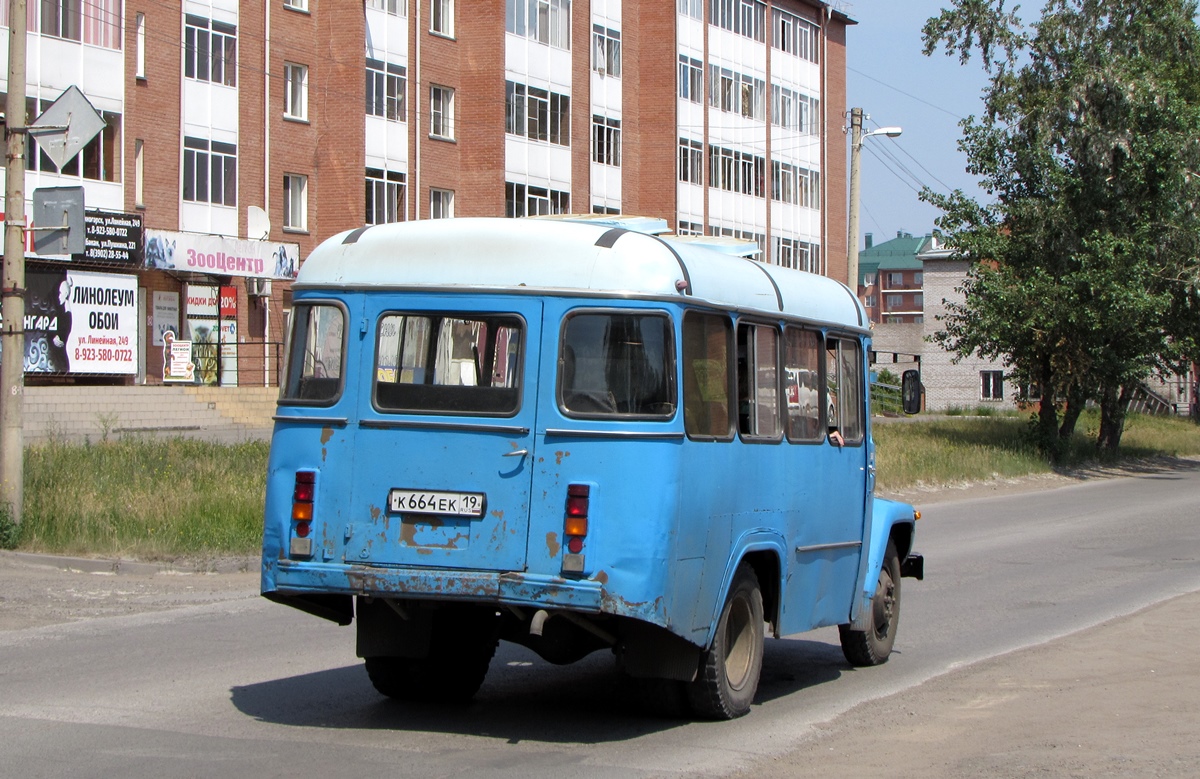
[30,86,106,170]
[247,206,271,240]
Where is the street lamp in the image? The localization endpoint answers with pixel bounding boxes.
[847,107,902,301]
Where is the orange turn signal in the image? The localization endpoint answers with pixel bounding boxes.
[564,516,588,537]
[292,503,314,521]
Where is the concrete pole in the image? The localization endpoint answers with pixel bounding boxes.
[846,107,864,298]
[2,0,28,525]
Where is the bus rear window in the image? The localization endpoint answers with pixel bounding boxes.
[559,312,675,417]
[374,313,523,415]
[282,303,346,404]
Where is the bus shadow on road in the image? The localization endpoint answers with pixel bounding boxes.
[229,635,848,740]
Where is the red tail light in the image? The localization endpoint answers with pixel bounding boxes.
[563,484,590,572]
[291,471,316,555]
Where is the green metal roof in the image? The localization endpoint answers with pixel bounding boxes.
[858,233,934,283]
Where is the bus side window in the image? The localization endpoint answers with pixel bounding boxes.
[825,337,864,444]
[683,312,733,439]
[784,327,822,442]
[737,322,781,439]
[282,303,345,405]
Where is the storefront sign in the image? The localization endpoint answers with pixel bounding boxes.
[219,285,238,318]
[186,285,219,318]
[23,268,137,375]
[145,229,299,281]
[82,210,143,264]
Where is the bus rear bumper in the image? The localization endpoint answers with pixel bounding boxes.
[267,560,606,617]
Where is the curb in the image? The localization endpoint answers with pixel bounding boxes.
[0,550,258,576]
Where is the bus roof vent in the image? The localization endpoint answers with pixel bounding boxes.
[659,234,761,258]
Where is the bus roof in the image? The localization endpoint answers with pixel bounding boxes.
[295,218,866,330]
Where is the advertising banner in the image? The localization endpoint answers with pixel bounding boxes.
[146,229,299,281]
[152,291,180,347]
[185,284,219,318]
[82,211,143,265]
[219,319,238,386]
[23,268,137,375]
[162,331,195,383]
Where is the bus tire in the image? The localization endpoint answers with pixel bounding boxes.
[687,563,764,719]
[839,540,901,667]
[365,612,499,703]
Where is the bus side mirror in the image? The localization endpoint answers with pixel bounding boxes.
[902,370,922,415]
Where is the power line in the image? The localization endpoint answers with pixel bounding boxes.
[848,66,966,120]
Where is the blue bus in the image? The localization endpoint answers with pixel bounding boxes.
[261,216,923,719]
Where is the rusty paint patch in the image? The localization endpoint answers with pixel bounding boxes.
[546,532,561,557]
[320,426,334,445]
[554,450,570,465]
[491,509,504,520]
[593,570,609,585]
[370,504,382,520]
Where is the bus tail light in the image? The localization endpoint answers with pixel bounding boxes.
[563,484,589,573]
[290,471,316,557]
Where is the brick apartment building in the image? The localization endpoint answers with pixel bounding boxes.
[1,0,850,389]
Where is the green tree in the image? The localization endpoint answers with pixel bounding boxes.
[922,0,1200,458]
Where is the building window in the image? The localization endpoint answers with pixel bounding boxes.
[678,138,703,184]
[592,25,621,77]
[505,81,570,146]
[365,0,406,15]
[678,0,703,19]
[431,0,453,36]
[505,0,571,49]
[865,295,877,308]
[771,85,819,134]
[184,15,237,87]
[981,370,1004,401]
[887,272,904,287]
[366,59,407,121]
[709,66,765,120]
[678,56,703,103]
[773,236,818,273]
[798,167,820,208]
[592,115,621,166]
[772,7,819,63]
[708,145,765,197]
[678,221,703,235]
[710,0,766,42]
[285,0,310,10]
[885,293,903,311]
[366,168,407,224]
[914,271,924,285]
[430,188,455,219]
[505,182,569,217]
[134,139,145,207]
[183,137,237,206]
[40,0,82,41]
[592,204,620,214]
[430,85,455,139]
[135,13,146,77]
[285,63,308,120]
[284,174,308,230]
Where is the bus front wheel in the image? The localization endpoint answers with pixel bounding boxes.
[839,540,901,667]
[687,563,764,719]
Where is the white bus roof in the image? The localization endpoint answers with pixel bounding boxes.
[295,218,866,330]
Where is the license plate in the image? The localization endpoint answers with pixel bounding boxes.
[388,489,486,517]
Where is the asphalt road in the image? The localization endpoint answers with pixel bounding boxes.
[1,461,1198,778]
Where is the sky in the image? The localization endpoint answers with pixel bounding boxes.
[842,1,993,248]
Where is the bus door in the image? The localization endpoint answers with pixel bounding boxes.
[344,298,543,572]
[818,335,869,617]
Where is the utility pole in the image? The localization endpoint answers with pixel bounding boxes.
[2,0,28,525]
[847,107,902,301]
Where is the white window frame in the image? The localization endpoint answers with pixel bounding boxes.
[134,139,145,207]
[284,173,308,231]
[183,137,238,206]
[285,0,310,11]
[366,0,407,15]
[184,15,238,87]
[431,0,454,36]
[981,370,1004,401]
[284,63,308,120]
[366,167,408,224]
[430,85,455,140]
[592,115,621,166]
[430,188,455,219]
[135,13,146,78]
[592,25,621,77]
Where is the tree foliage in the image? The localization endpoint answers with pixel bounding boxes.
[922,0,1200,459]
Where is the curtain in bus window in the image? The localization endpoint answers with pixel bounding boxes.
[784,327,821,441]
[683,312,732,437]
[559,313,674,417]
[374,313,522,414]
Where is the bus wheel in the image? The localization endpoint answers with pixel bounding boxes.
[365,611,499,703]
[839,540,901,667]
[687,563,764,719]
